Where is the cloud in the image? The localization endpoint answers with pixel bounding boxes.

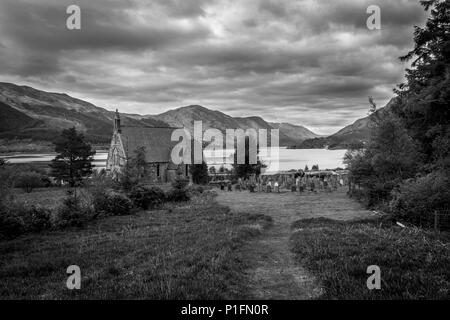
[0,0,429,135]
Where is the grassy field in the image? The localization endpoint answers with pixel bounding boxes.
[290,218,450,299]
[0,192,272,299]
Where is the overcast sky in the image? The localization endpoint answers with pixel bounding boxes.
[0,0,428,135]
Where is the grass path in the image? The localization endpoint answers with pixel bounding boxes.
[216,188,374,299]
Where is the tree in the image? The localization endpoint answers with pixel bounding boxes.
[304,165,309,171]
[190,162,209,185]
[311,164,319,171]
[346,0,450,212]
[15,172,43,193]
[394,0,450,168]
[129,146,147,178]
[345,99,421,205]
[232,136,266,179]
[50,127,95,187]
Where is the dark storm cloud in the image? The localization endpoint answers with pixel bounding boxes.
[0,0,210,52]
[0,0,429,134]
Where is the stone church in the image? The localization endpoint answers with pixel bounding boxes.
[106,110,189,183]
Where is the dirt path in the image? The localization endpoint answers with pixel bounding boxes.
[216,188,374,299]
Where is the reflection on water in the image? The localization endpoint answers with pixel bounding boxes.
[2,148,347,172]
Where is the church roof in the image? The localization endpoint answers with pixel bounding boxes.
[119,126,180,163]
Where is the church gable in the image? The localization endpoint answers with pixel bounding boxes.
[106,129,126,170]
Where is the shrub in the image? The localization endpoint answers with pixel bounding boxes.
[389,172,450,226]
[20,205,52,233]
[0,166,15,205]
[167,173,190,202]
[187,185,204,197]
[128,185,165,210]
[117,163,141,192]
[55,190,92,228]
[41,175,53,188]
[15,171,43,193]
[166,188,190,202]
[0,206,24,240]
[190,162,209,184]
[93,190,133,216]
[172,174,189,190]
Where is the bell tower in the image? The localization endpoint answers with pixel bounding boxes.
[114,109,121,133]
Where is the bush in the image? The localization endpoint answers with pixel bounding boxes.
[390,172,450,226]
[190,162,209,185]
[20,205,52,233]
[128,185,165,210]
[0,201,51,239]
[187,185,204,197]
[166,188,190,202]
[167,173,190,202]
[55,190,92,228]
[93,190,133,216]
[117,163,141,192]
[15,171,43,193]
[172,174,189,190]
[0,206,24,240]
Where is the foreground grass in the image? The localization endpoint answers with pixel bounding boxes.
[290,218,450,299]
[0,195,272,299]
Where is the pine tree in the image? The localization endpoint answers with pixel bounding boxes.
[50,127,95,187]
[395,0,450,167]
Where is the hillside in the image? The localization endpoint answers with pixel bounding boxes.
[0,82,168,143]
[293,98,398,149]
[152,105,318,146]
[0,82,319,148]
[269,122,320,141]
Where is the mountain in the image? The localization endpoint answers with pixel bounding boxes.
[152,105,240,131]
[269,122,320,141]
[0,82,319,147]
[0,82,168,143]
[295,98,398,149]
[151,105,318,145]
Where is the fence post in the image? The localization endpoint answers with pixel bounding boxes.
[434,210,439,233]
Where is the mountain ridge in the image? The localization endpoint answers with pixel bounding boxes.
[293,98,398,149]
[0,82,320,147]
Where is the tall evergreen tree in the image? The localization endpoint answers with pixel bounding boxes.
[50,127,95,187]
[395,0,450,168]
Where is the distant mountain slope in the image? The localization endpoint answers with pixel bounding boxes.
[295,98,398,149]
[270,122,320,141]
[152,105,318,146]
[0,82,168,143]
[0,82,319,147]
[153,105,240,131]
[0,101,43,133]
